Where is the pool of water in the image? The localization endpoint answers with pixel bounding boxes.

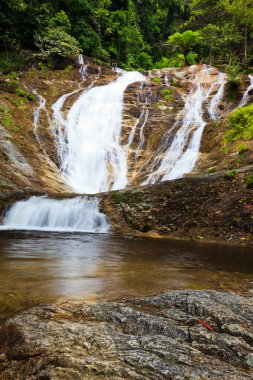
[0,231,252,320]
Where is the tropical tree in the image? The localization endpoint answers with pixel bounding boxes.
[168,30,203,65]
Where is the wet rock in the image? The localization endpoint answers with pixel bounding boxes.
[0,290,252,379]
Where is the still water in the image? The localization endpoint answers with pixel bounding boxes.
[0,231,252,320]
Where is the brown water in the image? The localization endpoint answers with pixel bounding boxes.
[0,231,252,320]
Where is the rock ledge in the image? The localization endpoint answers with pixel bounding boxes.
[0,290,253,379]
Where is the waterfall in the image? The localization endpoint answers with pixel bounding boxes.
[1,70,144,232]
[54,70,145,194]
[143,66,226,184]
[0,196,109,233]
[208,73,226,120]
[78,54,87,80]
[33,90,51,145]
[239,75,253,108]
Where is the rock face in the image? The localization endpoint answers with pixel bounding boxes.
[0,290,252,379]
[102,168,253,244]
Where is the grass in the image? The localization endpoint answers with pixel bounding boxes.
[160,88,174,103]
[0,105,11,129]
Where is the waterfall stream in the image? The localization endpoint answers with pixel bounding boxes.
[143,66,226,184]
[239,75,253,108]
[1,196,109,233]
[54,70,145,194]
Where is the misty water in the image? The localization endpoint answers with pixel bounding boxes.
[0,231,252,321]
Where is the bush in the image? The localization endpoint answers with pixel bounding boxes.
[35,27,80,62]
[225,104,253,142]
[0,52,25,73]
[0,106,11,129]
[16,87,36,102]
[160,88,173,102]
[225,64,242,101]
[245,174,253,188]
[236,143,249,154]
[225,169,237,180]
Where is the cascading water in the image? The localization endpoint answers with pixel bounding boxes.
[33,90,51,145]
[143,66,226,184]
[1,64,228,232]
[1,69,144,232]
[1,196,109,233]
[78,54,87,80]
[239,74,253,108]
[54,70,145,194]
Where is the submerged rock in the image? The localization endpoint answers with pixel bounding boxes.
[0,290,252,379]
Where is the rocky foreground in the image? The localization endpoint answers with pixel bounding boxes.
[0,290,252,379]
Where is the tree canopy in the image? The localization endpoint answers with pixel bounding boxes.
[0,0,253,70]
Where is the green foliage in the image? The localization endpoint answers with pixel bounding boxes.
[225,169,237,180]
[16,88,36,102]
[160,89,174,102]
[0,52,25,73]
[1,0,253,70]
[236,143,249,154]
[152,77,161,83]
[0,106,12,129]
[225,104,253,142]
[245,174,253,188]
[35,28,80,61]
[168,30,203,65]
[225,64,242,101]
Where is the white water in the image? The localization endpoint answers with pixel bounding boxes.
[1,70,144,232]
[208,73,226,120]
[33,90,51,145]
[239,74,253,107]
[54,70,145,194]
[143,66,226,184]
[0,196,109,233]
[78,54,87,80]
[2,65,228,233]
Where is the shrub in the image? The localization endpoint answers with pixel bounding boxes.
[0,106,11,129]
[226,104,253,142]
[16,87,36,102]
[160,88,173,102]
[245,174,253,188]
[225,64,242,101]
[225,169,237,180]
[152,77,161,83]
[236,143,249,154]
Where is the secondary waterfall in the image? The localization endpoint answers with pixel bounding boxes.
[1,196,109,233]
[53,70,145,194]
[239,75,253,107]
[143,66,226,184]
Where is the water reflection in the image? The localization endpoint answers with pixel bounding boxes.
[0,231,252,320]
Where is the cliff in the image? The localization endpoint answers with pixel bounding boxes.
[0,62,252,243]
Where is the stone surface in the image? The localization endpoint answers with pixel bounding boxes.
[102,168,253,244]
[0,290,252,379]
